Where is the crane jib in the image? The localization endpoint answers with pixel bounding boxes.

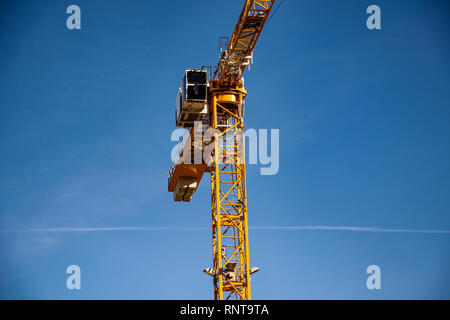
[214,0,275,86]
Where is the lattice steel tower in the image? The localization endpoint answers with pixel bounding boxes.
[168,0,275,300]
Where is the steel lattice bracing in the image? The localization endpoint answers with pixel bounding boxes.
[213,0,275,87]
[209,85,251,300]
[207,0,275,300]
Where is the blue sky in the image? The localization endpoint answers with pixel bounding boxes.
[0,0,449,299]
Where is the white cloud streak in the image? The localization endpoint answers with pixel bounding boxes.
[4,227,209,233]
[249,226,450,234]
[1,225,449,234]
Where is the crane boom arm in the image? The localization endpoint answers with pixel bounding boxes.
[213,0,275,86]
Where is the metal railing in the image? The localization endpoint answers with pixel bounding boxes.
[168,129,190,185]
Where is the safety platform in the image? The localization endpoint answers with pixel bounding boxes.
[168,126,209,202]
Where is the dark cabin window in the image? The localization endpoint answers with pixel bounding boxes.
[187,71,207,85]
[187,85,207,101]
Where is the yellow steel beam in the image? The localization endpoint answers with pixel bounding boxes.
[213,0,275,86]
[209,84,251,300]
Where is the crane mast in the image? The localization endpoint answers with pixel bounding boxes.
[168,0,275,300]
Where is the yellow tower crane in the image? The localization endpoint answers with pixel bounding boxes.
[168,0,275,300]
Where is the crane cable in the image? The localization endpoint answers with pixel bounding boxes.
[266,0,285,25]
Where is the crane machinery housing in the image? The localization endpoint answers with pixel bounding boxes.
[168,0,275,300]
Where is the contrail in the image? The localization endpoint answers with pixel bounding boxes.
[249,226,450,234]
[22,227,209,232]
[1,225,449,234]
